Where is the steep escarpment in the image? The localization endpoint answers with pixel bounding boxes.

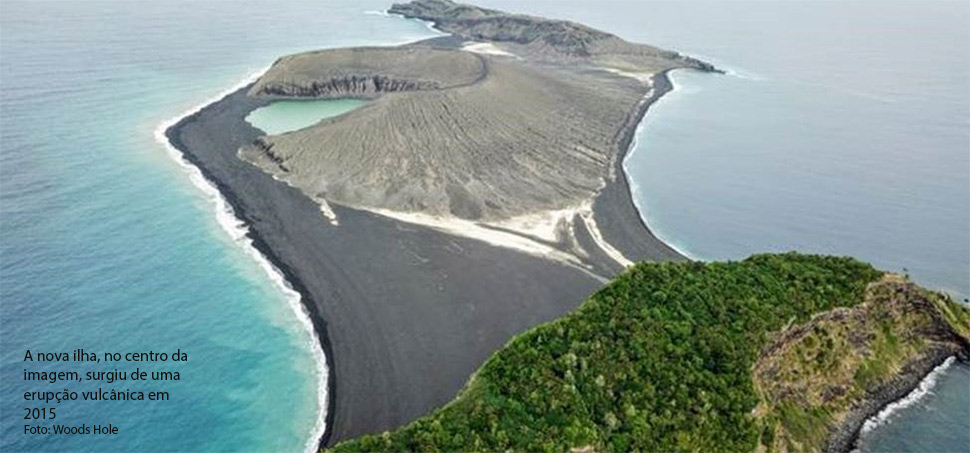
[328,254,969,452]
[754,275,970,452]
[249,47,485,98]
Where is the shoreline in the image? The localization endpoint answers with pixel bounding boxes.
[158,81,335,450]
[620,70,699,261]
[833,350,965,452]
[608,68,690,262]
[860,356,956,434]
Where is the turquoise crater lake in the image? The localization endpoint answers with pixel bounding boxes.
[246,99,367,135]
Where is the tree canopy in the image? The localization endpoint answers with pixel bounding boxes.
[330,253,886,452]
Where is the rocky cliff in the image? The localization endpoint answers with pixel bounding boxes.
[753,275,970,452]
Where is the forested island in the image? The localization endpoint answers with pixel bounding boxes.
[331,254,969,452]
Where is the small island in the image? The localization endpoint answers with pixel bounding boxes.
[162,1,969,451]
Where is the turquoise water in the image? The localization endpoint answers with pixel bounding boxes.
[246,99,367,135]
[0,1,436,451]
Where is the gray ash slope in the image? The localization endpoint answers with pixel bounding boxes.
[243,0,718,222]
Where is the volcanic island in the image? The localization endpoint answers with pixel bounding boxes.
[165,1,970,451]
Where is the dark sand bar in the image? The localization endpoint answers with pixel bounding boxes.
[166,0,711,446]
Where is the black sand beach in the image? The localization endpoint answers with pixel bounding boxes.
[593,72,683,264]
[166,68,684,446]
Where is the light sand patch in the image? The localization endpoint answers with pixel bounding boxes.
[487,205,581,243]
[487,200,634,269]
[461,42,516,57]
[361,199,635,272]
[369,208,586,268]
[577,207,635,268]
[484,201,633,268]
[604,67,656,84]
[317,199,339,226]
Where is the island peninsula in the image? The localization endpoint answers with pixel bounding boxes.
[164,1,969,451]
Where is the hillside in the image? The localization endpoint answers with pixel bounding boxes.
[328,254,969,452]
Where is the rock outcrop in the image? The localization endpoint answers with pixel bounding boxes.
[753,275,970,452]
[249,47,485,98]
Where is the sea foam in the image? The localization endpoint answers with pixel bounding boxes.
[860,356,956,434]
[153,67,329,453]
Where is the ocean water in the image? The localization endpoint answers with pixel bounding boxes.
[0,1,436,451]
[246,99,368,135]
[623,1,970,300]
[858,362,970,452]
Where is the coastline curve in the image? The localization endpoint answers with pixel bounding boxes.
[620,69,699,261]
[154,69,331,453]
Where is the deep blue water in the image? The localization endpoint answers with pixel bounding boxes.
[0,2,435,451]
[2,1,967,452]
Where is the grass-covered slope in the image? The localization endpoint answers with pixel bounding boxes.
[329,253,968,452]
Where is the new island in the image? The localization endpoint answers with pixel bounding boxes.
[164,1,970,451]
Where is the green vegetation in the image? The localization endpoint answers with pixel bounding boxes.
[331,253,900,452]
